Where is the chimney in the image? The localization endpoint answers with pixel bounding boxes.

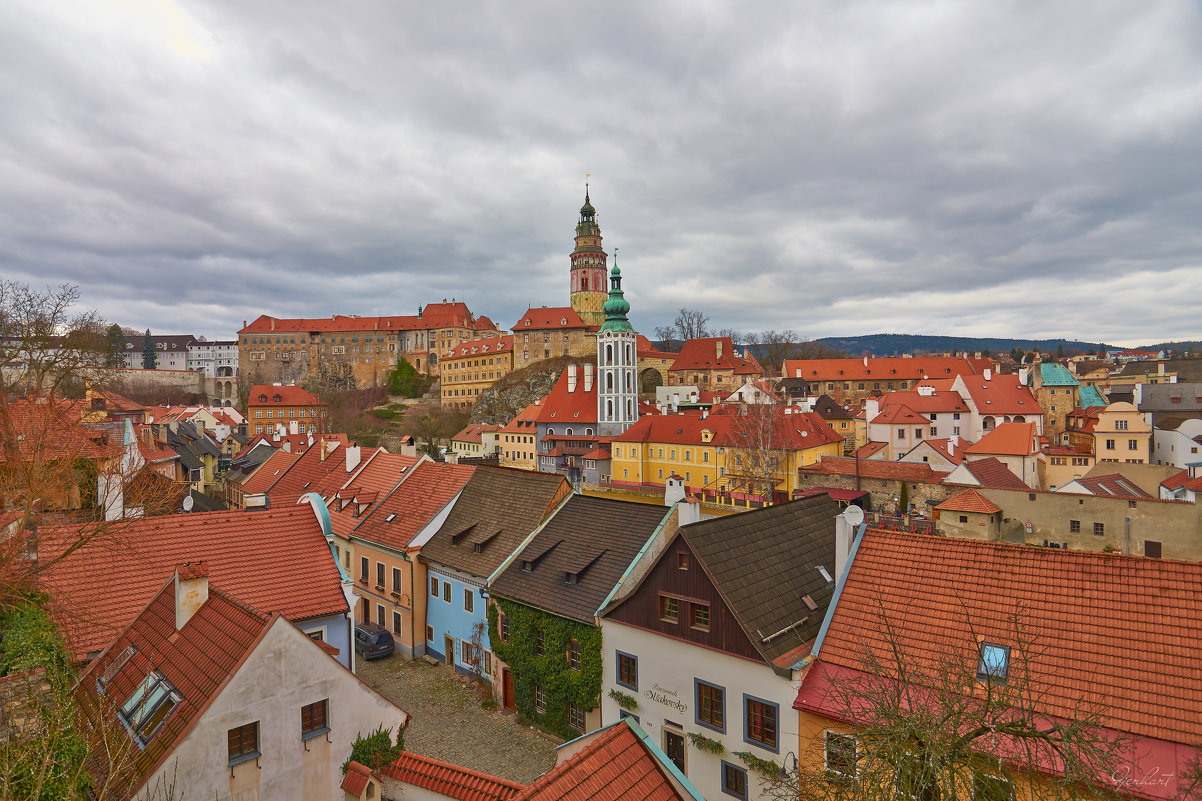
[345,444,361,472]
[678,496,702,526]
[1018,366,1029,386]
[863,355,869,367]
[1158,361,1165,376]
[948,438,956,456]
[584,363,594,393]
[567,364,578,393]
[270,318,275,331]
[664,475,685,506]
[320,439,330,462]
[834,515,853,581]
[242,320,247,329]
[175,561,209,630]
[716,340,723,359]
[866,398,879,422]
[289,419,299,435]
[983,368,992,382]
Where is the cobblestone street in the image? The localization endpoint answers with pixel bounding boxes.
[357,657,558,784]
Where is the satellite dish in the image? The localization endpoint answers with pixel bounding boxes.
[182,495,194,512]
[842,505,864,527]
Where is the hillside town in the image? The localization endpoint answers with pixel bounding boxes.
[1,188,1200,801]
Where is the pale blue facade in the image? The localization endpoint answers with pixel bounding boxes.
[424,564,491,678]
[298,612,353,671]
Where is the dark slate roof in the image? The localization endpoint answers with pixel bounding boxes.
[489,496,670,624]
[421,467,571,579]
[1138,383,1202,413]
[680,494,841,665]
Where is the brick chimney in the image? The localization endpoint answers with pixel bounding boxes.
[175,561,209,630]
[716,340,723,359]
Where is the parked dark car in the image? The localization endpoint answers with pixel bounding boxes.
[354,622,395,660]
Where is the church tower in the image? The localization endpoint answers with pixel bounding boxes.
[597,256,639,437]
[570,187,608,327]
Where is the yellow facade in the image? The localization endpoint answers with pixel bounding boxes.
[1093,402,1152,464]
[440,342,515,410]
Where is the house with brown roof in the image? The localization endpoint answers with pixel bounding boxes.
[37,504,356,668]
[941,455,1029,491]
[420,467,572,679]
[950,371,1044,441]
[600,496,844,801]
[487,496,676,739]
[782,355,992,405]
[76,563,408,801]
[897,436,967,471]
[794,530,1202,801]
[933,488,1003,539]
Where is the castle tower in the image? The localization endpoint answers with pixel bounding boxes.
[570,187,609,327]
[597,256,639,437]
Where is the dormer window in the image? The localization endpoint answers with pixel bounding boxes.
[977,642,1010,682]
[258,395,267,402]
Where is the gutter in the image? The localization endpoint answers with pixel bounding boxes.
[810,521,866,658]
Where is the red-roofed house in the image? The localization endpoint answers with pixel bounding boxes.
[441,335,515,409]
[782,356,993,405]
[934,488,1003,539]
[38,505,356,668]
[667,337,763,393]
[794,530,1202,801]
[76,565,408,801]
[450,423,502,459]
[1056,473,1153,500]
[1160,464,1202,503]
[512,307,594,370]
[962,422,1043,488]
[941,455,1029,490]
[950,372,1044,441]
[898,436,967,471]
[500,402,541,470]
[247,384,328,436]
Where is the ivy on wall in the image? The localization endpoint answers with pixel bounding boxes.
[488,599,602,740]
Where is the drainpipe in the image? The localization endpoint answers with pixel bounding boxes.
[1124,516,1130,555]
[403,552,417,660]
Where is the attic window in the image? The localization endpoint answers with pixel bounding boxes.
[98,645,137,691]
[677,552,689,570]
[120,671,182,745]
[385,513,396,522]
[977,643,1010,682]
[258,395,267,402]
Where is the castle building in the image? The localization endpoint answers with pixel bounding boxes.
[569,187,609,328]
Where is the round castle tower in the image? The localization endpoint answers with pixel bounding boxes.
[570,187,609,328]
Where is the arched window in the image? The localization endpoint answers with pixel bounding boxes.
[625,344,632,362]
[606,344,613,363]
[607,400,614,420]
[606,373,614,391]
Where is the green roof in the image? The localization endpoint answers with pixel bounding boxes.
[1035,363,1080,387]
[1078,385,1107,408]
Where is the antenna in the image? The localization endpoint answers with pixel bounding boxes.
[182,495,194,513]
[842,505,864,527]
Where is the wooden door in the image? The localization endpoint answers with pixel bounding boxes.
[664,729,686,773]
[445,634,455,665]
[502,668,515,711]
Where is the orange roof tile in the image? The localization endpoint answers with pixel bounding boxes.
[444,335,514,361]
[500,402,542,434]
[517,719,692,800]
[351,462,476,551]
[878,389,969,414]
[248,385,324,407]
[936,488,1000,514]
[803,457,948,483]
[783,356,987,382]
[963,422,1039,456]
[38,506,347,659]
[239,450,302,494]
[239,303,476,335]
[453,424,502,444]
[260,435,356,504]
[949,456,1028,489]
[512,306,589,330]
[380,752,525,800]
[869,404,929,426]
[341,761,375,796]
[804,531,1202,744]
[1162,469,1202,493]
[957,373,1040,416]
[669,337,761,375]
[534,368,598,425]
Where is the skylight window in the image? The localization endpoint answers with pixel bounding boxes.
[977,643,1010,682]
[97,645,137,691]
[120,671,182,745]
[817,565,833,583]
[385,513,396,522]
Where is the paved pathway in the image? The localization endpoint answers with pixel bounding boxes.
[357,657,558,784]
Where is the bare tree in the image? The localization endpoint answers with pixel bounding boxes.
[673,308,711,341]
[752,600,1124,801]
[721,402,790,506]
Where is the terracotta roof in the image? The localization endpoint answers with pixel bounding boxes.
[341,761,375,796]
[74,574,271,794]
[803,531,1202,744]
[963,422,1039,457]
[613,411,733,446]
[782,356,987,382]
[239,303,475,335]
[260,435,355,504]
[351,461,476,551]
[533,368,598,425]
[936,488,1001,514]
[852,441,888,459]
[907,436,968,465]
[517,719,695,801]
[869,404,929,426]
[380,752,524,800]
[636,334,673,359]
[500,402,542,434]
[956,373,1040,416]
[1065,473,1153,499]
[491,496,670,624]
[1162,469,1202,493]
[474,315,498,331]
[421,467,571,579]
[950,456,1028,489]
[239,449,302,494]
[248,385,323,407]
[710,407,843,450]
[580,447,611,460]
[453,423,502,444]
[511,306,588,330]
[802,457,948,483]
[878,390,969,414]
[38,506,348,659]
[338,452,422,498]
[0,397,118,462]
[444,335,514,361]
[669,337,761,375]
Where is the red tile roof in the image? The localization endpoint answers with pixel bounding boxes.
[963,422,1039,456]
[908,436,968,465]
[501,402,542,435]
[852,441,888,459]
[948,456,1028,489]
[516,719,689,800]
[38,506,348,659]
[75,574,272,795]
[802,531,1202,744]
[869,404,929,426]
[341,451,422,497]
[248,385,323,407]
[635,334,673,359]
[453,423,502,444]
[783,356,988,382]
[351,461,476,551]
[936,488,1000,514]
[444,335,513,360]
[1162,469,1202,492]
[380,752,525,800]
[669,337,761,375]
[239,303,476,335]
[710,406,843,450]
[512,306,589,330]
[878,389,969,414]
[614,411,733,445]
[239,449,302,494]
[956,373,1040,416]
[341,761,375,796]
[1067,473,1153,499]
[259,435,354,504]
[0,397,119,462]
[802,457,948,483]
[534,368,598,425]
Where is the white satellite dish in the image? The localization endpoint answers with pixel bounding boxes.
[182,495,194,512]
[842,505,864,527]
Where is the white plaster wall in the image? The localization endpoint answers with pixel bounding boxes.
[139,618,408,801]
[1153,421,1202,468]
[599,620,798,801]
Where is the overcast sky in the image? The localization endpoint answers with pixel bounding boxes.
[2,1,1200,347]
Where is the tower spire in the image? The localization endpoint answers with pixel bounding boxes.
[599,248,632,333]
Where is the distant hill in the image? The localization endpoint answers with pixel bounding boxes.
[813,334,1115,357]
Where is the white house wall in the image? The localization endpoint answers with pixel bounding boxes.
[599,620,797,801]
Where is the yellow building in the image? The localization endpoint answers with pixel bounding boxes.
[610,407,843,507]
[498,402,540,470]
[440,335,514,409]
[1093,401,1152,464]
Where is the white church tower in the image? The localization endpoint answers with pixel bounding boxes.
[596,256,639,438]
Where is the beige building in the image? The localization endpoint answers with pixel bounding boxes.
[440,335,514,409]
[1093,402,1152,464]
[499,402,541,470]
[511,307,595,370]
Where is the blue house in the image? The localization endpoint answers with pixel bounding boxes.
[419,467,572,676]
